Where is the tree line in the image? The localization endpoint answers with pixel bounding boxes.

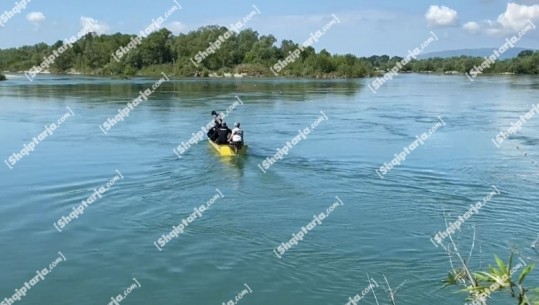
[0,25,538,79]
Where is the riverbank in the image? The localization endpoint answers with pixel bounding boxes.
[1,70,532,81]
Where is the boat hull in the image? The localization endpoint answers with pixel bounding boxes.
[208,139,248,156]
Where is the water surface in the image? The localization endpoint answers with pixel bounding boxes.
[1,74,538,305]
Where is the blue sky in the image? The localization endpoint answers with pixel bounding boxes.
[1,0,538,56]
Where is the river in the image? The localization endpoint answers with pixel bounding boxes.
[0,74,538,305]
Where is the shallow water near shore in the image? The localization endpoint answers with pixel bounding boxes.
[0,74,538,305]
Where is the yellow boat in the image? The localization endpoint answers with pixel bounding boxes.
[208,139,248,156]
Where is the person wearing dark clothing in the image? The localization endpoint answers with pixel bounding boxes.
[211,111,222,128]
[216,122,231,144]
[207,111,223,141]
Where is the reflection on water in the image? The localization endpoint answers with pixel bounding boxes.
[218,153,247,182]
[0,75,362,103]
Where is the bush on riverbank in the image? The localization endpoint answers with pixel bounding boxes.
[0,26,537,78]
[440,231,538,305]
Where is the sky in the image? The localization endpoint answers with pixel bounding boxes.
[1,0,538,57]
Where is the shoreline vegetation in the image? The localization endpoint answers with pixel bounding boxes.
[2,26,538,305]
[0,26,537,79]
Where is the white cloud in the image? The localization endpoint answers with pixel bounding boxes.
[166,21,186,34]
[463,3,539,35]
[425,5,459,27]
[463,21,481,33]
[496,2,539,31]
[26,12,45,25]
[80,16,109,35]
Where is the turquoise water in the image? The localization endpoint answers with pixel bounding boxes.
[0,74,538,305]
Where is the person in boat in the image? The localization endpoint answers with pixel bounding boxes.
[216,122,232,144]
[207,111,222,141]
[229,122,243,148]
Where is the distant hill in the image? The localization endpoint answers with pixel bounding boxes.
[419,48,537,60]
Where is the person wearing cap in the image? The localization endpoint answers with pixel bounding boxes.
[229,122,243,147]
[207,110,223,141]
[216,121,232,144]
[211,111,223,127]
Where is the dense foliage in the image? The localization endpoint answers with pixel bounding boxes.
[0,26,538,77]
